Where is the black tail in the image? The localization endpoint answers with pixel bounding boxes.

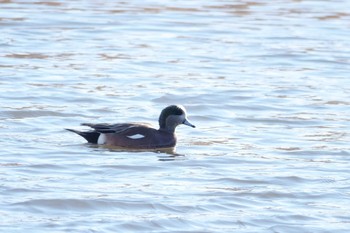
[65,129,100,144]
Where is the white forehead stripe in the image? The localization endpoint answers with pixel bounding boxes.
[178,105,186,114]
[127,134,145,139]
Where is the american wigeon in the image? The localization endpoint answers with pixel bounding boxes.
[66,105,195,149]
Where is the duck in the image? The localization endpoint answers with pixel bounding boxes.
[66,105,195,149]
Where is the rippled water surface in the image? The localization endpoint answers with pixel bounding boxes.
[1,0,350,232]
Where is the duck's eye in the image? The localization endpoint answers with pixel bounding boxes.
[173,109,183,115]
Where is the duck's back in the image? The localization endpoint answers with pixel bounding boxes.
[85,123,176,149]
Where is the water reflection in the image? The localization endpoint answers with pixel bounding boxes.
[86,143,179,155]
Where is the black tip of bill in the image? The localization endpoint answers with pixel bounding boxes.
[183,119,196,128]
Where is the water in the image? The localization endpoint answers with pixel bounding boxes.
[1,0,350,232]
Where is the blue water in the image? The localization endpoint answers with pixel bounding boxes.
[1,0,350,232]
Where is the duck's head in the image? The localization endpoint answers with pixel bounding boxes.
[159,105,195,133]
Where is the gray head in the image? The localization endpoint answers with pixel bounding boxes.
[158,105,195,133]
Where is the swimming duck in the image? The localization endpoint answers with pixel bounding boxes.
[66,105,195,149]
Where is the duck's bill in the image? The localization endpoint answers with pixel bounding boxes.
[183,119,196,128]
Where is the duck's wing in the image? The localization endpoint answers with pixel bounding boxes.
[81,123,151,134]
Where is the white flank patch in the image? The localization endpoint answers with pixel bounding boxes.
[97,134,106,145]
[127,134,145,139]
